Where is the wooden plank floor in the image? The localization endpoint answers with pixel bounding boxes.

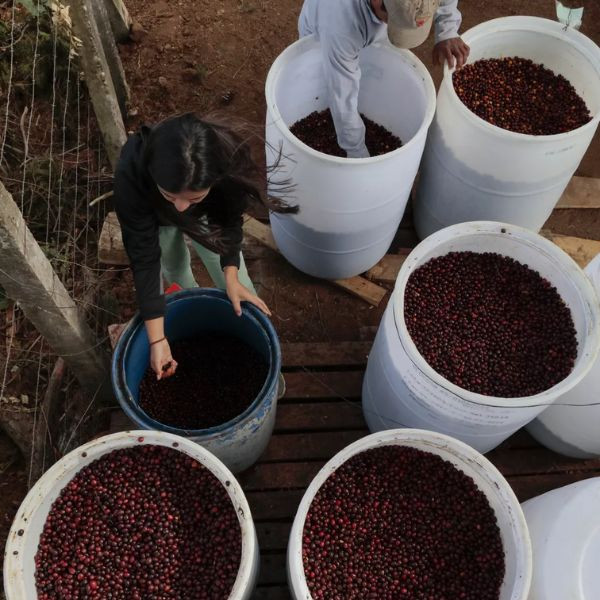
[245,341,600,600]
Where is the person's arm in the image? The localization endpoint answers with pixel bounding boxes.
[434,0,461,43]
[218,213,271,317]
[113,156,176,379]
[144,317,177,380]
[321,32,369,158]
[432,0,469,69]
[223,265,271,317]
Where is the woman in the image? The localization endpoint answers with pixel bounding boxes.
[113,113,296,380]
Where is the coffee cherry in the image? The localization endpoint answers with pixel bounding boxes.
[303,446,505,599]
[35,445,241,599]
[453,57,591,135]
[404,251,577,397]
[139,334,268,429]
[290,109,402,157]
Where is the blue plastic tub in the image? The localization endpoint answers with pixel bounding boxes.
[111,288,282,473]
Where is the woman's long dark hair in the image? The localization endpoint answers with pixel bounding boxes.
[142,112,297,250]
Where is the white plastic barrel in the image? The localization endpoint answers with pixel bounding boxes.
[3,432,259,600]
[287,429,532,600]
[527,254,600,458]
[522,478,600,600]
[265,35,436,279]
[414,17,600,239]
[362,222,600,453]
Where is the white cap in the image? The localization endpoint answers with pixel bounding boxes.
[385,0,439,49]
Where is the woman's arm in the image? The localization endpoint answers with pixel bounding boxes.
[215,207,272,317]
[145,317,177,380]
[114,141,165,321]
[114,137,175,378]
[224,266,271,317]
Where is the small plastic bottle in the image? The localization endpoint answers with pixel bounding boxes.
[555,0,584,30]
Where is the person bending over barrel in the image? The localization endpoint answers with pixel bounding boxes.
[113,113,297,380]
[299,0,470,158]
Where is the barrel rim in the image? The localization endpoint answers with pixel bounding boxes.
[442,16,600,141]
[3,431,258,600]
[111,288,282,437]
[521,478,600,599]
[393,221,600,408]
[286,428,532,600]
[265,35,437,164]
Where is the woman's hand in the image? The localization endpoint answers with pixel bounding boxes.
[433,37,470,70]
[145,317,177,380]
[224,266,272,317]
[150,338,178,380]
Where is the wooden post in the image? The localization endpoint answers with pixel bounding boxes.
[103,0,132,42]
[90,0,130,115]
[67,0,127,169]
[0,181,108,394]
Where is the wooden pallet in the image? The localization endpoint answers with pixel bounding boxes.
[229,341,600,599]
[556,176,600,209]
[108,340,600,598]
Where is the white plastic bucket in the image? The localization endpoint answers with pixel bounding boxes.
[265,35,436,279]
[3,431,259,600]
[287,429,532,600]
[527,254,600,458]
[362,222,600,453]
[414,17,600,239]
[522,478,600,600]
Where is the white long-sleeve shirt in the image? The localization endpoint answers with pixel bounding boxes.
[299,0,462,157]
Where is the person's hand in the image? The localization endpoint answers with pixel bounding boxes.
[150,339,178,380]
[433,37,470,70]
[224,267,272,317]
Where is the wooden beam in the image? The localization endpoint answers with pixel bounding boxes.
[541,231,600,268]
[246,489,303,521]
[242,216,278,251]
[281,341,371,367]
[274,403,365,432]
[261,430,366,462]
[333,276,386,306]
[90,0,130,116]
[0,181,108,394]
[283,371,363,399]
[67,0,127,169]
[103,0,132,42]
[556,176,600,209]
[99,211,128,265]
[366,253,408,283]
[243,217,387,307]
